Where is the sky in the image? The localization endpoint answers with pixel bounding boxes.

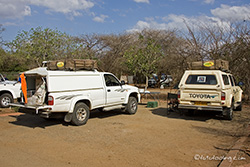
[0,0,250,42]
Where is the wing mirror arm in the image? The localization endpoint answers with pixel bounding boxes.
[120,80,125,86]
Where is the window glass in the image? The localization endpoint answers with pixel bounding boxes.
[185,75,217,85]
[222,75,230,85]
[104,74,121,87]
[229,75,235,86]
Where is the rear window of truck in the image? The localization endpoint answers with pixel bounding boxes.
[185,75,217,85]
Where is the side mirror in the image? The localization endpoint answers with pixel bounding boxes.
[238,81,244,86]
[121,80,125,85]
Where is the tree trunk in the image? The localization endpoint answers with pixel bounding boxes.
[145,76,148,90]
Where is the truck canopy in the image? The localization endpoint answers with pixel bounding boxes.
[24,67,104,93]
[24,67,48,76]
[179,70,227,90]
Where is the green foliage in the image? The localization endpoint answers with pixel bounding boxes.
[0,48,23,71]
[7,27,74,68]
[123,34,164,89]
[0,48,5,68]
[124,34,163,77]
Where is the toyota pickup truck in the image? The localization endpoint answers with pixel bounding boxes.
[11,67,140,125]
[178,70,243,120]
[0,73,21,108]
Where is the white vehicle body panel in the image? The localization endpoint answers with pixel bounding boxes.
[0,79,21,99]
[11,67,140,116]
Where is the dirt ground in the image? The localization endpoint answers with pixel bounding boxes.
[0,101,249,167]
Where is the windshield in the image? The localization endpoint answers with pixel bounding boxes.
[185,75,217,85]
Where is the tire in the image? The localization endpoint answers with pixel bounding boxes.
[235,103,242,111]
[0,93,13,108]
[224,103,233,120]
[125,97,138,115]
[71,103,90,126]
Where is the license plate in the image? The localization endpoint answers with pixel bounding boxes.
[195,101,207,106]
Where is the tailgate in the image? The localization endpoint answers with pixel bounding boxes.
[10,103,51,114]
[180,89,220,102]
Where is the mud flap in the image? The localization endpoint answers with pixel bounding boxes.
[64,113,73,122]
[222,107,227,116]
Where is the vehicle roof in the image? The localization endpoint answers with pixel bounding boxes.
[24,67,110,76]
[184,70,231,75]
[24,67,48,76]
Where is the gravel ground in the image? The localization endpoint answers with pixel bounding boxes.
[0,103,249,167]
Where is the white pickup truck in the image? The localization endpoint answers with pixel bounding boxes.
[178,70,243,120]
[11,67,140,125]
[0,74,21,108]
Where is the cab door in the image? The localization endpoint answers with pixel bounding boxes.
[104,74,126,106]
[228,75,236,98]
[229,75,242,102]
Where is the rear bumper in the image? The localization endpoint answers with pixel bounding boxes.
[178,104,223,112]
[10,103,51,114]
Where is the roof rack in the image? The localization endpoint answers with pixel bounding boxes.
[44,59,98,71]
[187,59,229,71]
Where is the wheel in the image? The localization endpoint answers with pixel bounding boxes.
[71,103,90,126]
[125,97,138,114]
[224,103,233,120]
[0,93,13,108]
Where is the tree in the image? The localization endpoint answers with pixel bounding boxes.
[72,34,100,59]
[124,34,163,89]
[177,21,250,100]
[7,27,72,68]
[139,29,184,87]
[0,24,5,46]
[0,25,5,68]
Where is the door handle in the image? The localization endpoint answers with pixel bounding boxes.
[107,89,111,92]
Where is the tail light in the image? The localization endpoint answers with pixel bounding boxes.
[48,96,54,105]
[221,92,225,101]
[177,90,180,99]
